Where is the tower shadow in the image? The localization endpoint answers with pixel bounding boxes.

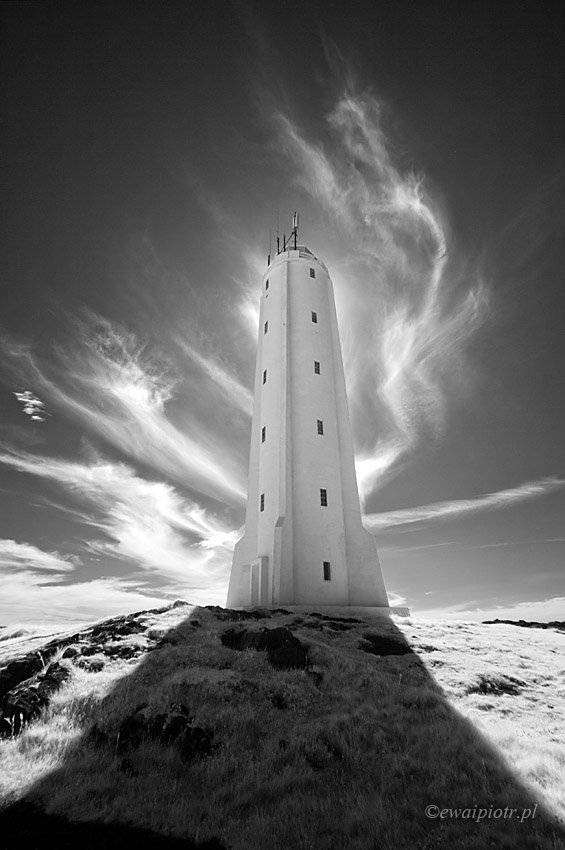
[0,604,564,849]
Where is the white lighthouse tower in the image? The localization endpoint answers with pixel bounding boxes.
[228,216,403,615]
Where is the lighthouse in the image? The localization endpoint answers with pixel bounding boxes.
[228,216,403,615]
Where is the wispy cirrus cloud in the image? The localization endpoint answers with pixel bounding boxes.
[0,539,78,572]
[365,476,565,531]
[13,390,48,422]
[0,445,237,591]
[1,316,246,505]
[0,568,170,626]
[174,337,253,417]
[276,93,489,500]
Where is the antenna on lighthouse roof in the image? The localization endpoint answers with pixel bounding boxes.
[282,211,299,252]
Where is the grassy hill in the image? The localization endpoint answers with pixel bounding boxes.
[1,603,564,849]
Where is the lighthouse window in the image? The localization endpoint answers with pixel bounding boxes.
[265,279,269,290]
[311,311,318,323]
[309,268,315,278]
[314,361,320,374]
[260,493,265,512]
[261,426,266,443]
[264,321,268,334]
[263,369,267,384]
[323,561,331,581]
[317,419,324,435]
[320,488,327,506]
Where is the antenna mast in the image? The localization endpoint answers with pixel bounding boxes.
[280,211,299,253]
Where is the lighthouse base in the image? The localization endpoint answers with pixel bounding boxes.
[240,605,410,618]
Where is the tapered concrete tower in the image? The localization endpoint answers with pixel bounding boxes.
[228,216,402,614]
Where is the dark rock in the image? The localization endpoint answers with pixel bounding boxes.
[327,621,354,631]
[0,655,46,703]
[61,646,79,659]
[278,738,288,750]
[358,632,413,657]
[254,627,293,651]
[160,713,191,745]
[114,621,147,636]
[483,618,565,633]
[119,757,138,776]
[205,605,271,622]
[467,674,526,696]
[1,661,70,737]
[116,704,150,753]
[270,692,288,710]
[268,637,307,670]
[321,614,362,624]
[191,619,201,628]
[104,644,142,659]
[219,628,256,651]
[148,713,169,739]
[0,800,229,849]
[176,725,217,763]
[76,658,105,673]
[79,644,105,657]
[116,704,212,759]
[220,626,308,669]
[304,751,326,771]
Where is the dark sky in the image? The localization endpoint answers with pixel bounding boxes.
[1,0,564,624]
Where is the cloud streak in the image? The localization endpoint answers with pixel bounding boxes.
[0,444,236,573]
[174,337,253,417]
[364,476,565,531]
[276,93,489,500]
[0,569,171,626]
[1,317,246,505]
[13,390,48,422]
[0,539,77,572]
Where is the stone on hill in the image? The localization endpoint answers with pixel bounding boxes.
[1,661,70,736]
[220,626,308,669]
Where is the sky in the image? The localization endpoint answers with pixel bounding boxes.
[0,0,564,625]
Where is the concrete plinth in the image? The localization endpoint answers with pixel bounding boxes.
[244,605,410,618]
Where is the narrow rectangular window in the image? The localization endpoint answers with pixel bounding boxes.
[320,488,327,507]
[309,268,315,278]
[262,369,267,384]
[264,321,268,334]
[314,360,320,374]
[261,425,266,443]
[311,311,318,323]
[260,493,265,512]
[317,419,324,435]
[265,279,269,290]
[323,561,331,581]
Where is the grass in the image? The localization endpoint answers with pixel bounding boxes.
[1,605,565,848]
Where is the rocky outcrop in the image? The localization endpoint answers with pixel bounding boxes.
[1,662,70,736]
[358,631,413,657]
[114,702,218,764]
[0,601,190,738]
[220,626,308,669]
[483,618,565,632]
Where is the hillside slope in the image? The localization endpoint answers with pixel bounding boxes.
[1,603,564,849]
